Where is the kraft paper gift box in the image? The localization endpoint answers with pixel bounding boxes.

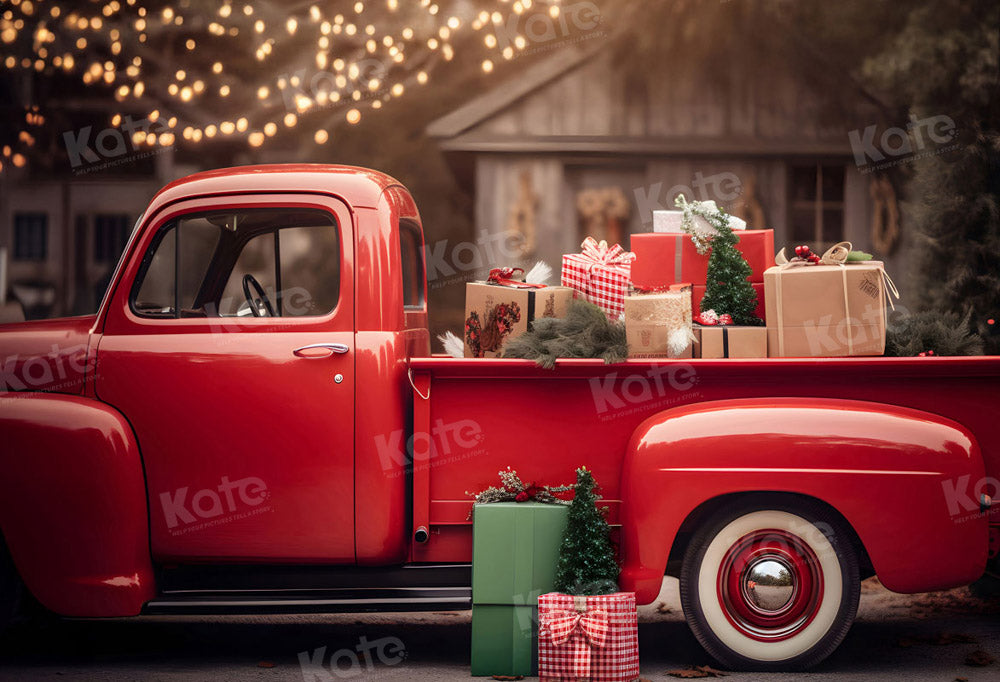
[471,503,568,676]
[764,262,890,357]
[625,287,694,359]
[471,605,537,676]
[472,502,569,605]
[537,592,640,682]
[692,282,767,323]
[695,325,768,359]
[630,229,775,290]
[561,237,635,321]
[464,282,574,358]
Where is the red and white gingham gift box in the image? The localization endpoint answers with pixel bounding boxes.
[561,237,635,321]
[537,592,640,682]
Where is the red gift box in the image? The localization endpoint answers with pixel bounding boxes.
[693,283,767,323]
[561,237,635,321]
[538,592,640,682]
[630,229,775,290]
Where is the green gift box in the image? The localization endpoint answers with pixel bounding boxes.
[470,604,536,676]
[472,502,568,605]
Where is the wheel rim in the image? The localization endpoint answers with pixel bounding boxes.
[716,529,824,642]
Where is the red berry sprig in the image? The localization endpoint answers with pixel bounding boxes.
[794,245,821,264]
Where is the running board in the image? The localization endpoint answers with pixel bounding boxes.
[144,586,471,615]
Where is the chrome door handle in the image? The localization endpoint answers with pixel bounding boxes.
[293,343,350,358]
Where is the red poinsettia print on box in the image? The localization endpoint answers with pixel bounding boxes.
[561,237,635,321]
[538,592,640,682]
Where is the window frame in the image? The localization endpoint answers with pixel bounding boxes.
[787,162,847,248]
[93,213,133,264]
[13,212,49,262]
[103,194,353,336]
[129,207,341,321]
[398,217,426,310]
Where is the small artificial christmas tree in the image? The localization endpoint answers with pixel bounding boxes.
[677,196,763,326]
[552,467,620,596]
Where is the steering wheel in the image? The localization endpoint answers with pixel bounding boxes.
[242,273,275,317]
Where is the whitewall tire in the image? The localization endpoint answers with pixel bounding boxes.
[679,499,860,670]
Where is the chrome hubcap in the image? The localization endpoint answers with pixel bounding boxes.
[743,558,795,612]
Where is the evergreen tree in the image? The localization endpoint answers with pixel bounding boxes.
[861,0,1000,354]
[678,198,763,326]
[553,467,619,596]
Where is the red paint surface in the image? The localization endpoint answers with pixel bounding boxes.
[0,165,995,617]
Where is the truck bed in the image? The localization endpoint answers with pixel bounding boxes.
[407,356,1000,564]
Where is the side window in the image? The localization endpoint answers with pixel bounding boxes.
[279,224,341,316]
[219,232,276,316]
[399,219,424,309]
[132,207,340,319]
[133,216,220,318]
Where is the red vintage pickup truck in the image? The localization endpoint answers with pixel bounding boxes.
[0,164,997,670]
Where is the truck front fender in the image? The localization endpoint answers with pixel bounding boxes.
[0,393,154,616]
[619,398,988,604]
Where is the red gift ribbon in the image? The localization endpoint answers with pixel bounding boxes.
[486,267,545,289]
[578,237,635,276]
[544,608,610,649]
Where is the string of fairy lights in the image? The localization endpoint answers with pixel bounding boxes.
[0,0,569,173]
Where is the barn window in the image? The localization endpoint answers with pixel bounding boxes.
[13,212,48,261]
[93,213,132,263]
[788,164,845,248]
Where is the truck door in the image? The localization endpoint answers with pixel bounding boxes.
[96,194,356,562]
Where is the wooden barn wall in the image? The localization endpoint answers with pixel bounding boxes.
[475,50,868,142]
[462,47,910,287]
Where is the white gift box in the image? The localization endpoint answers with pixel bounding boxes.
[653,202,746,236]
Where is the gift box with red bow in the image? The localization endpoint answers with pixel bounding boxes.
[464,267,575,358]
[537,592,640,682]
[561,238,635,321]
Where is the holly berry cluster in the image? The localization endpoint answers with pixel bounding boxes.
[917,350,936,357]
[694,309,734,326]
[466,467,575,511]
[793,245,822,264]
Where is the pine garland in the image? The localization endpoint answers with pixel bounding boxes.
[552,467,620,596]
[502,299,628,368]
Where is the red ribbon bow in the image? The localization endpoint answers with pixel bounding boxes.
[578,237,635,273]
[487,267,545,289]
[544,608,610,649]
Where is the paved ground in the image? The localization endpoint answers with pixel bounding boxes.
[0,578,996,681]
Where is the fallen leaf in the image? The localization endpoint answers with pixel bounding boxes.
[656,601,672,614]
[666,666,728,678]
[257,661,276,668]
[965,650,996,667]
[954,677,968,682]
[490,676,523,681]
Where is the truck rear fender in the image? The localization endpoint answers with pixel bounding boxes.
[619,398,988,604]
[0,393,154,617]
